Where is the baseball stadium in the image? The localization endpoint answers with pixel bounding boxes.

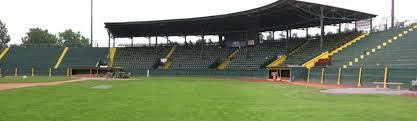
[0,0,416,120]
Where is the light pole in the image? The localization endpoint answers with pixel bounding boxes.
[90,0,94,47]
[391,0,395,28]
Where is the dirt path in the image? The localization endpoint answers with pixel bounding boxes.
[0,78,92,91]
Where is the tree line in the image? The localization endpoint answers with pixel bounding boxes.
[0,19,90,47]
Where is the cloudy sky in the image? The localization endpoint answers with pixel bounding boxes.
[0,0,415,46]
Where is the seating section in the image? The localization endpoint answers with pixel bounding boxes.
[227,39,306,70]
[114,47,169,69]
[0,48,63,70]
[330,28,407,67]
[170,45,234,69]
[351,27,417,69]
[60,48,108,68]
[282,32,360,66]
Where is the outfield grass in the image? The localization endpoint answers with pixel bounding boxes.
[0,76,72,83]
[0,77,416,121]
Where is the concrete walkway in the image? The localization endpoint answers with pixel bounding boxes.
[321,88,416,95]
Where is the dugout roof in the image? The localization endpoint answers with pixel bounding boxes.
[105,0,377,38]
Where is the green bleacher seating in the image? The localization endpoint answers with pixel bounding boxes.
[0,48,63,72]
[60,48,108,68]
[330,28,407,67]
[114,46,169,69]
[282,32,360,66]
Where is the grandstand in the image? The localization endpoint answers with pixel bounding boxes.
[1,0,415,88]
[170,45,234,69]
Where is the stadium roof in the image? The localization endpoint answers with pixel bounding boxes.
[105,0,377,38]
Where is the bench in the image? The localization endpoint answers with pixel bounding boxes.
[372,82,403,91]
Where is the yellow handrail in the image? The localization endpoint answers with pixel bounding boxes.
[163,46,177,70]
[266,55,287,68]
[217,49,240,70]
[0,48,10,60]
[54,47,69,69]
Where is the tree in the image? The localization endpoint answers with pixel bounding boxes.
[58,29,89,47]
[21,28,58,47]
[0,20,11,47]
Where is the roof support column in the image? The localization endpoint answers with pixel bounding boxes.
[130,37,133,47]
[184,35,187,45]
[246,31,249,58]
[320,7,325,52]
[148,36,151,47]
[201,34,205,58]
[306,28,309,39]
[113,38,116,47]
[272,31,275,41]
[155,36,159,54]
[286,29,289,54]
[369,18,373,32]
[107,30,111,49]
[338,24,342,34]
[166,36,169,45]
[155,36,158,47]
[354,20,357,32]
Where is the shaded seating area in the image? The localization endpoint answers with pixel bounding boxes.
[227,40,296,70]
[170,45,234,69]
[113,47,170,69]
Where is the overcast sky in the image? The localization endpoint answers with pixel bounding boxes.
[0,0,415,46]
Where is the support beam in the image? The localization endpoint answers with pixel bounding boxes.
[272,31,275,40]
[155,36,158,46]
[320,7,325,52]
[370,18,373,32]
[338,24,342,33]
[148,36,151,46]
[354,20,357,32]
[306,28,309,39]
[166,36,169,44]
[246,31,249,57]
[107,30,111,49]
[113,38,116,47]
[201,34,205,58]
[286,29,289,53]
[184,35,187,44]
[130,37,133,47]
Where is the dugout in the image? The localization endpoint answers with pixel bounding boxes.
[267,67,307,81]
[71,68,106,77]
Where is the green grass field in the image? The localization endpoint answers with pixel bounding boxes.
[0,77,416,121]
[0,76,72,83]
